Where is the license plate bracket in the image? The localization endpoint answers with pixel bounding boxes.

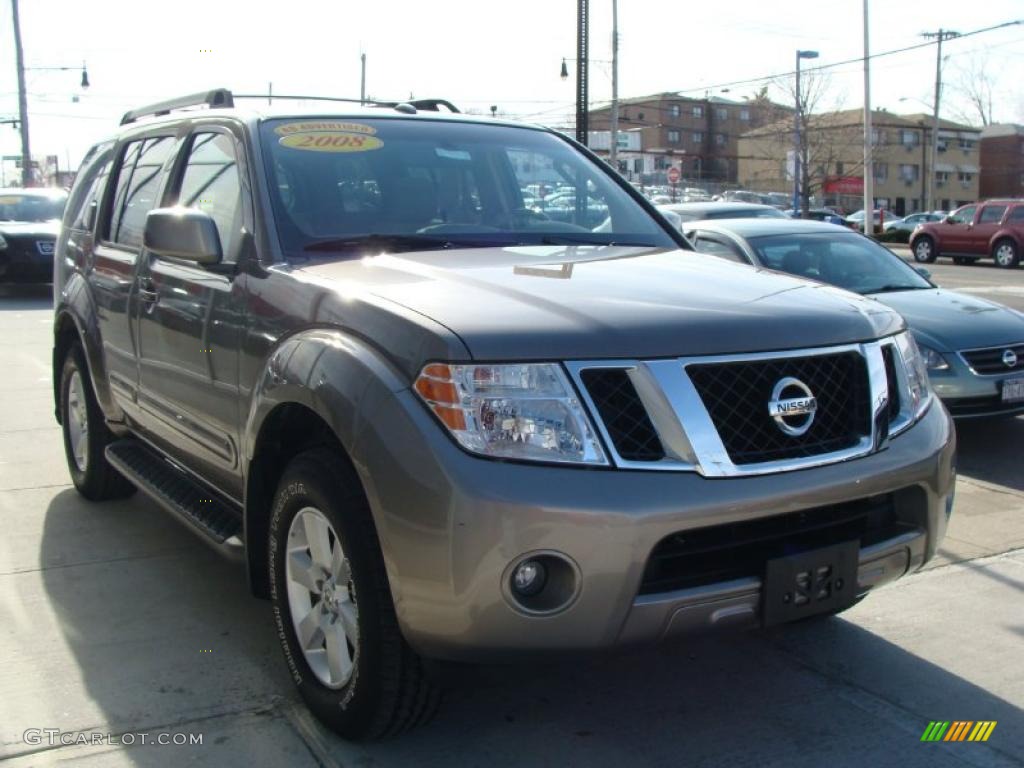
[763,540,859,626]
[1001,377,1024,404]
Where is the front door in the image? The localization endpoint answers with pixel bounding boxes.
[940,204,977,252]
[134,128,248,499]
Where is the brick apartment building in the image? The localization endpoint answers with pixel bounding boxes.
[587,93,790,184]
[737,109,981,215]
[980,124,1024,199]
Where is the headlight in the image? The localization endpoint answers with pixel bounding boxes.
[918,343,950,371]
[894,332,933,419]
[414,362,608,465]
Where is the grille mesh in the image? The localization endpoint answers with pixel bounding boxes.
[579,368,665,461]
[686,352,871,465]
[960,343,1024,375]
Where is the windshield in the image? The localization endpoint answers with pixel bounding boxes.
[0,192,67,222]
[747,232,932,294]
[259,118,675,258]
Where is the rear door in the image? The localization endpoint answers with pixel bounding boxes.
[90,134,178,420]
[969,203,1008,256]
[133,125,248,498]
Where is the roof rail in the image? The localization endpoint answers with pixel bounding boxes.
[232,93,460,113]
[120,88,234,125]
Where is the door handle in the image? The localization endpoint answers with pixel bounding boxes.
[138,276,159,303]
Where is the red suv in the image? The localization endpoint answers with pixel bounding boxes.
[911,199,1024,268]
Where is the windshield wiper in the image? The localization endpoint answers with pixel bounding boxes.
[535,234,658,247]
[867,284,928,294]
[301,233,515,254]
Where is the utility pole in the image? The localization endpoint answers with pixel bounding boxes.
[862,0,873,234]
[575,0,589,145]
[11,0,32,187]
[360,53,367,105]
[921,29,959,212]
[609,0,619,171]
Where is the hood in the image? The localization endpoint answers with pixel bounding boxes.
[298,246,905,361]
[0,220,60,238]
[873,288,1024,352]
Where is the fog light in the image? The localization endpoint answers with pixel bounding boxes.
[512,560,547,596]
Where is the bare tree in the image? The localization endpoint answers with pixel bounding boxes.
[947,53,995,127]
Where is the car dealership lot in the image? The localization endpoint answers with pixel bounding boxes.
[1,265,1022,767]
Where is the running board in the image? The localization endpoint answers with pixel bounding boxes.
[105,440,244,561]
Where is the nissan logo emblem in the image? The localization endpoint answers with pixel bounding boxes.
[1003,349,1019,369]
[768,377,818,437]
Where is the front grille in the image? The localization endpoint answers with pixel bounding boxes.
[686,352,871,465]
[580,368,664,461]
[639,494,906,594]
[960,343,1024,375]
[945,395,1024,417]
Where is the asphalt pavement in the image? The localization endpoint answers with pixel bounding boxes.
[1,261,1023,767]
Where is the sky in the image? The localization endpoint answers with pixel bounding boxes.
[1,0,1022,176]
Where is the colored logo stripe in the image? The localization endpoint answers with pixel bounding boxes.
[921,721,996,742]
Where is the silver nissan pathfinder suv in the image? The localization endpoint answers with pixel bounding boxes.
[52,89,955,739]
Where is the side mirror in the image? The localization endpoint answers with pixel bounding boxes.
[944,215,956,224]
[144,207,222,265]
[913,266,932,280]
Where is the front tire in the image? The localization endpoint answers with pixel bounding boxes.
[59,344,135,500]
[993,238,1020,269]
[913,236,937,263]
[268,448,439,740]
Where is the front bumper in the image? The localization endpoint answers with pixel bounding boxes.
[929,355,1024,418]
[354,391,956,661]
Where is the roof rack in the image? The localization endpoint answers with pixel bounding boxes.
[119,89,460,127]
[120,88,233,125]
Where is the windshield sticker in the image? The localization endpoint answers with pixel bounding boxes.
[275,121,383,153]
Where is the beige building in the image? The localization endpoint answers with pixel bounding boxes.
[737,109,981,215]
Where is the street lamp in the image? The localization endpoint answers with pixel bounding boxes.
[793,49,819,216]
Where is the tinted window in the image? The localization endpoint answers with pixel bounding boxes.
[109,137,175,248]
[178,133,243,258]
[948,206,976,225]
[259,118,674,257]
[1008,206,1024,223]
[748,232,932,295]
[694,235,746,263]
[706,207,786,220]
[978,205,1007,224]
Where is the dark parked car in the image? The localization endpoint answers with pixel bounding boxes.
[911,200,1024,268]
[52,89,954,740]
[686,218,1024,418]
[0,188,68,283]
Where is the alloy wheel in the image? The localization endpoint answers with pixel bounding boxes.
[66,370,90,473]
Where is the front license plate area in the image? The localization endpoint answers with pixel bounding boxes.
[762,541,859,626]
[1001,377,1024,403]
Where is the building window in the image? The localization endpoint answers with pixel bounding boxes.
[871,128,886,145]
[637,112,645,121]
[958,138,974,151]
[667,129,680,144]
[715,133,727,146]
[899,164,920,182]
[935,171,950,183]
[634,158,643,174]
[836,161,844,174]
[958,171,973,183]
[739,108,750,121]
[692,131,704,143]
[873,162,888,181]
[692,105,704,118]
[670,104,681,118]
[715,108,728,121]
[901,129,920,146]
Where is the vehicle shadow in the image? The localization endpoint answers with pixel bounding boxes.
[0,283,52,310]
[29,485,1024,767]
[954,416,1024,492]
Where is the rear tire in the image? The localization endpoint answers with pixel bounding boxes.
[268,448,439,740]
[913,236,937,263]
[59,344,135,500]
[993,238,1020,269]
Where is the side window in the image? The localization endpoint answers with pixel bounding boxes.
[1008,206,1024,223]
[948,205,976,225]
[178,133,243,258]
[65,149,111,232]
[694,235,746,263]
[978,205,1007,224]
[109,137,175,248]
